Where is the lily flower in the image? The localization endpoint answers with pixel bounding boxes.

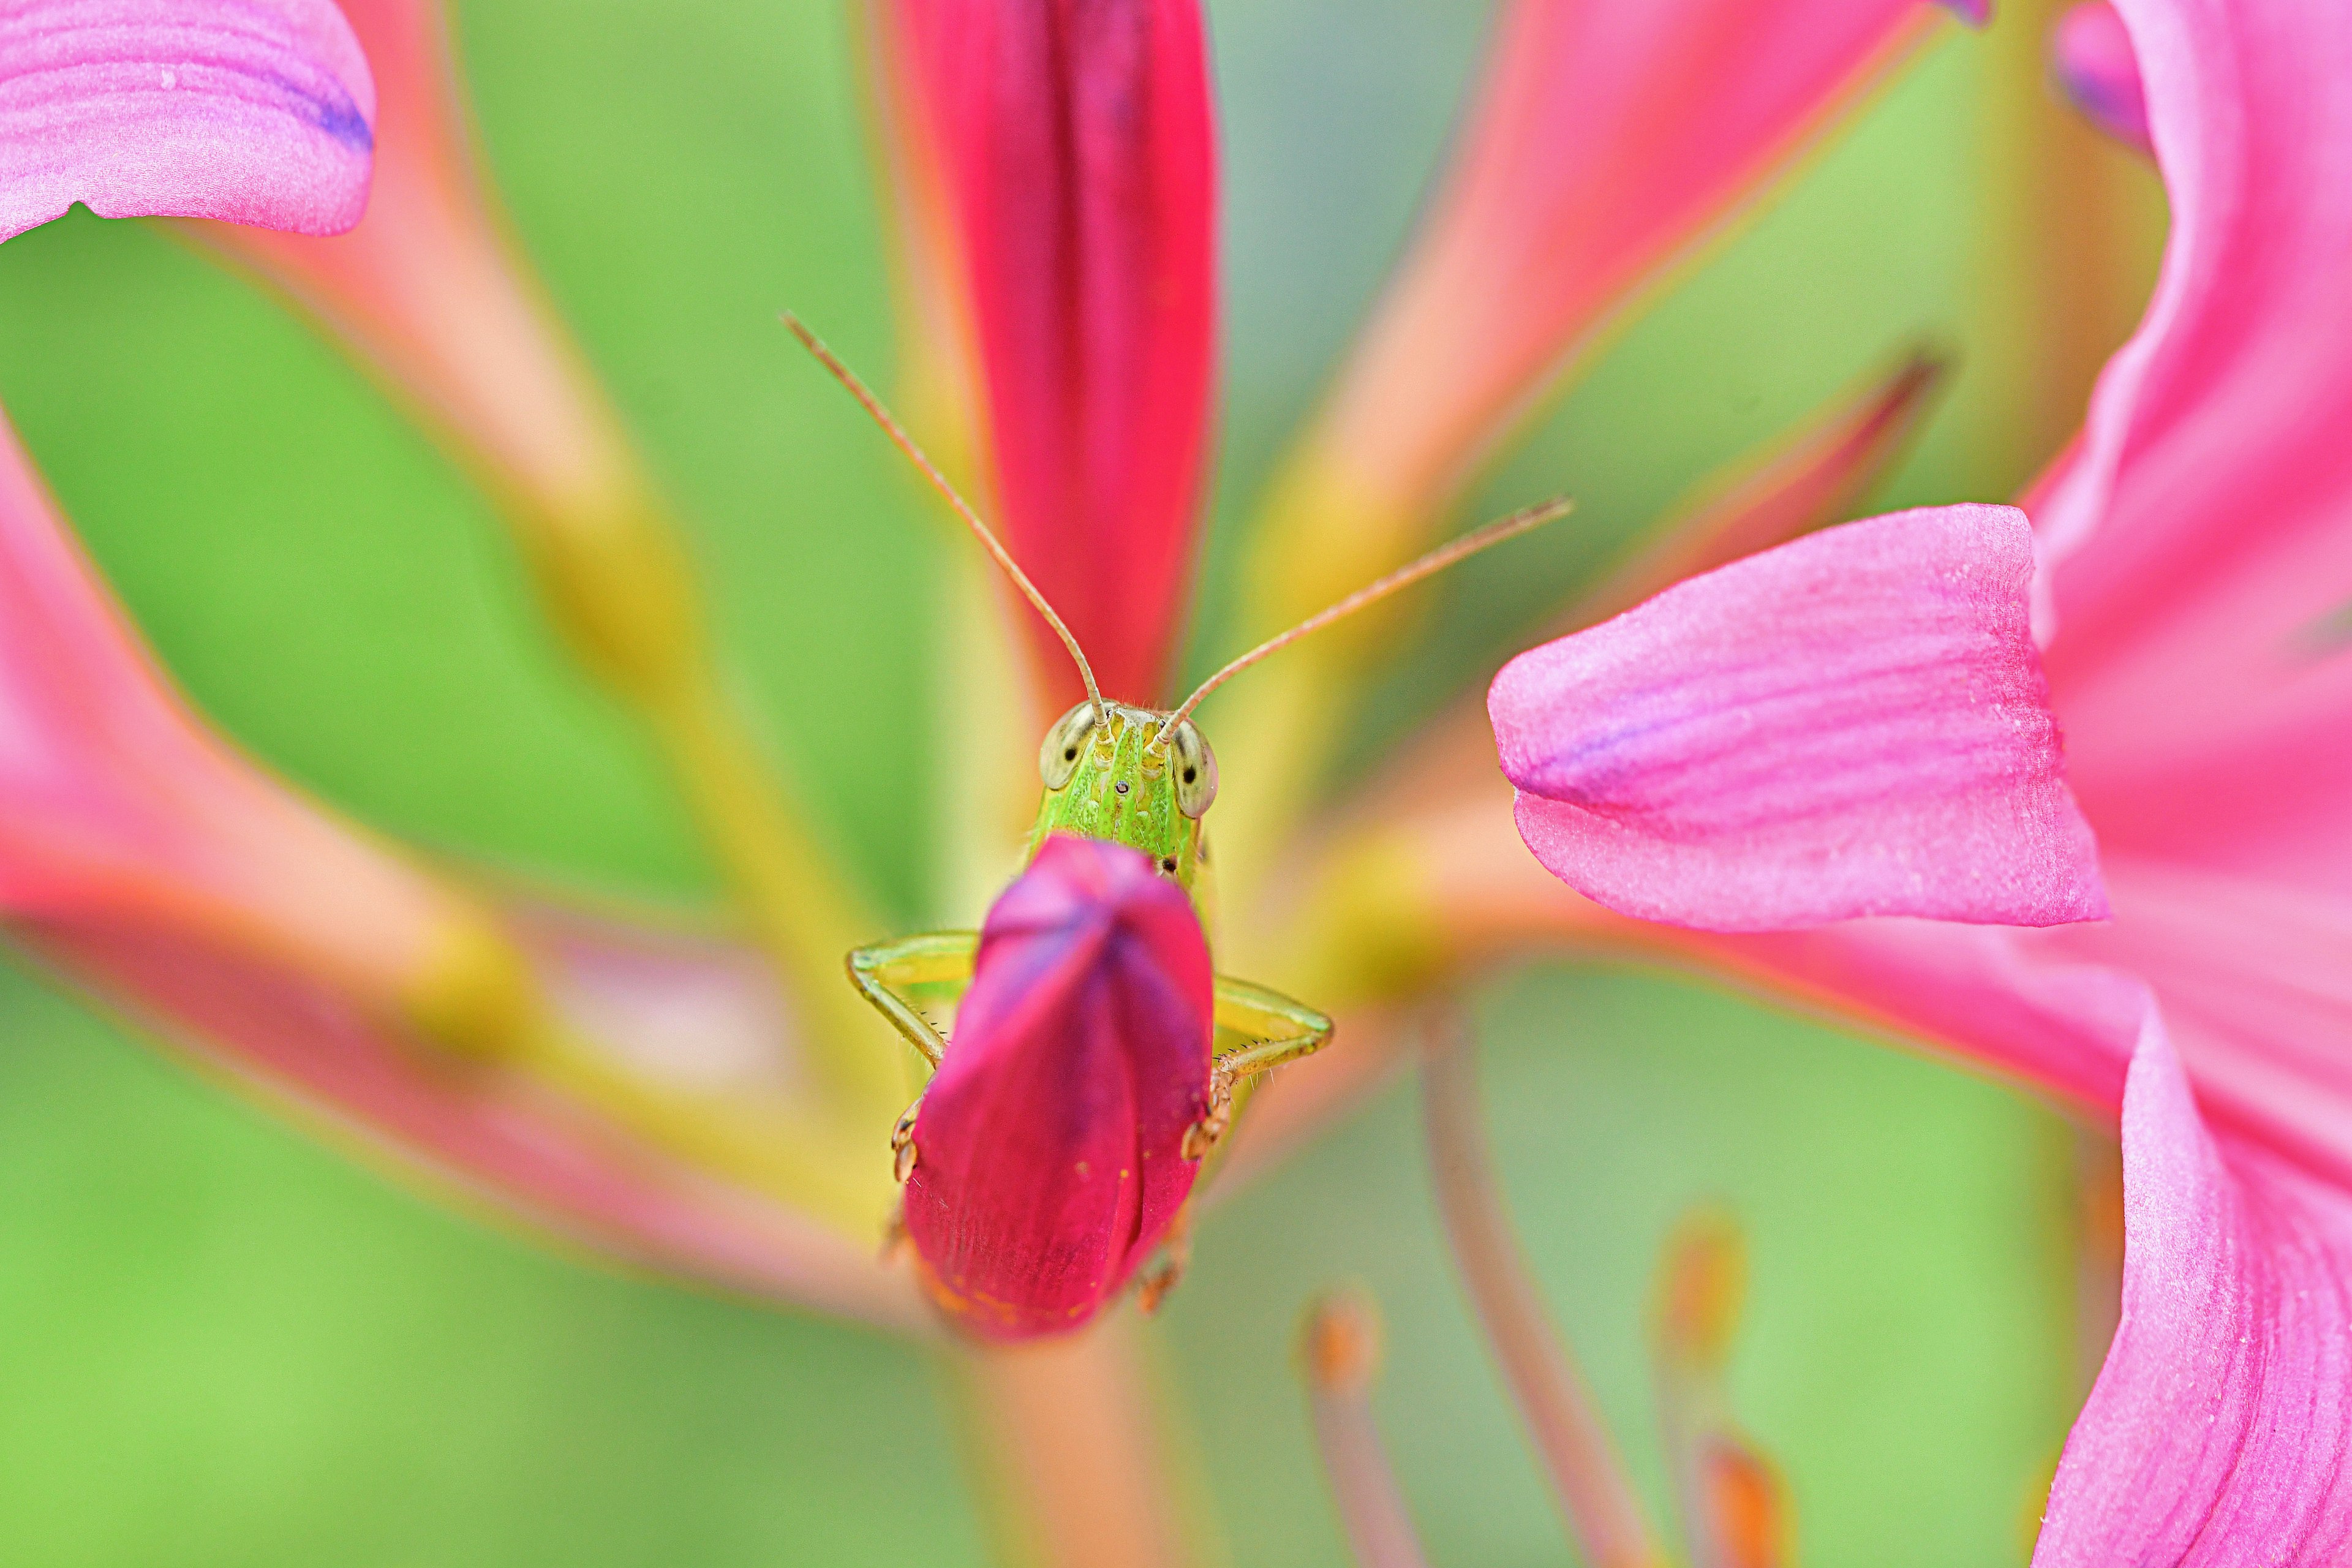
[1295,0,2352,1550]
[3,0,2194,1556]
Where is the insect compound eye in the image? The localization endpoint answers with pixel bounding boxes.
[1171,721,1218,819]
[1038,701,1099,790]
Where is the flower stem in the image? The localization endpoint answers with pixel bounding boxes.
[1419,1014,1669,1568]
[950,1318,1203,1568]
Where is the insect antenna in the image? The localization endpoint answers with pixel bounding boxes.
[1153,496,1575,747]
[781,311,1107,726]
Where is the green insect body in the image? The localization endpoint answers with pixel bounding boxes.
[786,309,1562,1310]
[1028,700,1215,897]
[848,697,1334,1175]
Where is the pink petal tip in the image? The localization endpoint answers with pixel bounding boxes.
[2050,2,2151,155]
[0,0,375,243]
[1489,505,2109,932]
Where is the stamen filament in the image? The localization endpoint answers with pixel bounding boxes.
[1300,1291,1436,1568]
[1420,1012,1668,1568]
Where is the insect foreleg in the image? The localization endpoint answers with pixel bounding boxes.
[1182,975,1336,1161]
[1210,974,1335,1085]
[845,931,978,1069]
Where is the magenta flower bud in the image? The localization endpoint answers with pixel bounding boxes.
[902,834,1214,1341]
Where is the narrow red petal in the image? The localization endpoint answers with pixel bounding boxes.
[26,909,922,1329]
[887,0,1217,710]
[903,834,1213,1340]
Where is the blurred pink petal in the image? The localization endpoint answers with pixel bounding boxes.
[903,835,1212,1340]
[187,0,643,554]
[885,0,1216,710]
[26,907,921,1329]
[2050,3,2151,154]
[1488,505,2107,931]
[1294,0,1938,527]
[2032,1023,2352,1565]
[0,405,467,998]
[0,404,913,1327]
[0,0,373,241]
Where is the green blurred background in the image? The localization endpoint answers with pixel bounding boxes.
[0,1,2162,1562]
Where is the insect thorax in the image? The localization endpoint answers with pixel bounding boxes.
[1025,703,1205,902]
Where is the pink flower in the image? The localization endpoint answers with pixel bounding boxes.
[1332,0,2352,1549]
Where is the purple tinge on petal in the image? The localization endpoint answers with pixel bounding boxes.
[1488,504,2109,932]
[2033,1022,2352,1566]
[1936,0,1992,25]
[902,834,1213,1341]
[0,0,375,243]
[2050,2,2151,153]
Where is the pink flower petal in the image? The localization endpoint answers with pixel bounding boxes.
[2049,2,2151,154]
[2033,1022,2352,1565]
[0,0,374,241]
[0,403,458,995]
[903,834,1212,1340]
[1488,505,2108,932]
[0,409,916,1326]
[884,0,1216,710]
[26,907,922,1330]
[1294,0,1936,526]
[2035,0,2352,890]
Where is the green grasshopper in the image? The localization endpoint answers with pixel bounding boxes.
[783,317,1568,1205]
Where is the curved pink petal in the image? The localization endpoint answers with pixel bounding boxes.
[0,0,373,241]
[2033,1023,2352,1565]
[1292,0,1937,527]
[2035,0,2352,888]
[2050,2,2152,154]
[903,834,1213,1340]
[1488,505,2108,931]
[0,408,916,1327]
[0,404,459,996]
[885,0,1216,710]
